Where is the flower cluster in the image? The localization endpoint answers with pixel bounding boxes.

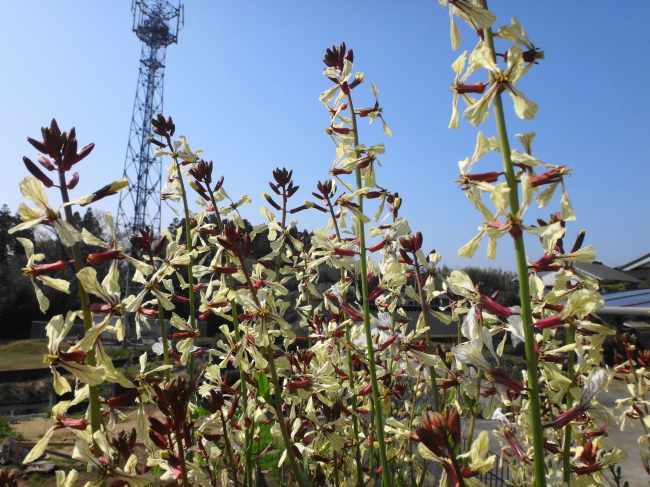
[7,3,638,485]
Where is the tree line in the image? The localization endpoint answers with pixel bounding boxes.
[0,204,519,340]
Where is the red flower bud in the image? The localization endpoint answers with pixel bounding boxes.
[285,380,312,392]
[107,388,140,410]
[36,154,55,171]
[24,260,67,277]
[66,172,80,190]
[534,314,565,330]
[87,250,123,264]
[447,407,461,445]
[58,350,87,363]
[89,303,112,314]
[148,428,169,450]
[333,248,356,257]
[368,240,387,252]
[455,82,488,94]
[23,157,54,187]
[138,307,158,317]
[57,415,89,431]
[172,332,193,340]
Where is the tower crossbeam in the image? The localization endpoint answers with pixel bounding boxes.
[116,0,183,238]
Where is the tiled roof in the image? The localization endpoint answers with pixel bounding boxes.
[616,252,650,271]
[574,262,642,284]
[370,305,458,338]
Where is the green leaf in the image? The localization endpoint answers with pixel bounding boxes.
[463,390,477,408]
[256,370,271,398]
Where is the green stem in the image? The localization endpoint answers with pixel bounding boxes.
[447,451,466,487]
[166,137,197,382]
[207,188,252,487]
[148,254,171,381]
[57,171,103,452]
[333,452,340,487]
[466,368,483,450]
[562,325,575,483]
[229,276,253,487]
[220,410,241,487]
[344,315,364,487]
[346,93,391,487]
[231,246,304,487]
[156,299,171,381]
[173,413,190,487]
[265,343,306,487]
[478,10,548,485]
[412,258,441,411]
[305,287,312,348]
[417,460,428,487]
[273,188,288,278]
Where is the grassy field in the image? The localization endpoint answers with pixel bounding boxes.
[0,341,49,370]
[0,340,144,371]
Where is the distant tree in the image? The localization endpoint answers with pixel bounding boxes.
[0,204,34,264]
[438,265,520,307]
[0,205,38,339]
[0,206,108,339]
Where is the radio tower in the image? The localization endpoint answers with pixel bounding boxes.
[117,0,183,237]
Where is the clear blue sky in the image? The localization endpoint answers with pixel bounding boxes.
[2,1,648,272]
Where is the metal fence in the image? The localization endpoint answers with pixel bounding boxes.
[475,458,510,486]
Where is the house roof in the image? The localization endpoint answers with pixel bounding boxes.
[616,252,650,271]
[622,321,650,331]
[603,289,650,307]
[573,262,642,283]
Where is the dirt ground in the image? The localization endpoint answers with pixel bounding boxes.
[468,379,649,487]
[7,381,649,486]
[8,406,281,487]
[9,406,161,487]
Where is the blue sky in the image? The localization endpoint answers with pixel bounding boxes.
[2,1,649,272]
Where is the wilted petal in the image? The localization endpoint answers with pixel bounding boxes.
[23,426,56,463]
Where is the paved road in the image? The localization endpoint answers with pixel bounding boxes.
[465,397,649,487]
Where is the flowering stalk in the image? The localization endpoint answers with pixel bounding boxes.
[171,403,190,486]
[562,324,575,483]
[205,186,253,487]
[410,242,441,411]
[144,250,171,381]
[330,191,363,484]
[219,408,241,487]
[232,241,305,487]
[328,187,363,482]
[465,368,483,449]
[343,295,364,487]
[162,133,199,382]
[346,92,391,486]
[57,160,104,452]
[477,3,547,483]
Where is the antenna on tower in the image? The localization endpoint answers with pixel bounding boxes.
[116,0,184,238]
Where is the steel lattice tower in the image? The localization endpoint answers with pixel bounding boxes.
[117,0,183,237]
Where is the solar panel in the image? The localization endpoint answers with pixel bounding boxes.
[603,289,650,300]
[604,290,650,307]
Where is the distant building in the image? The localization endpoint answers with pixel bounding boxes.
[536,261,642,290]
[616,253,650,281]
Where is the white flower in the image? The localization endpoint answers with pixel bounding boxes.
[10,177,84,246]
[464,45,538,125]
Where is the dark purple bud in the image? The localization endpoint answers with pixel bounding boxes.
[36,154,55,171]
[27,137,49,155]
[23,157,53,187]
[66,172,80,190]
